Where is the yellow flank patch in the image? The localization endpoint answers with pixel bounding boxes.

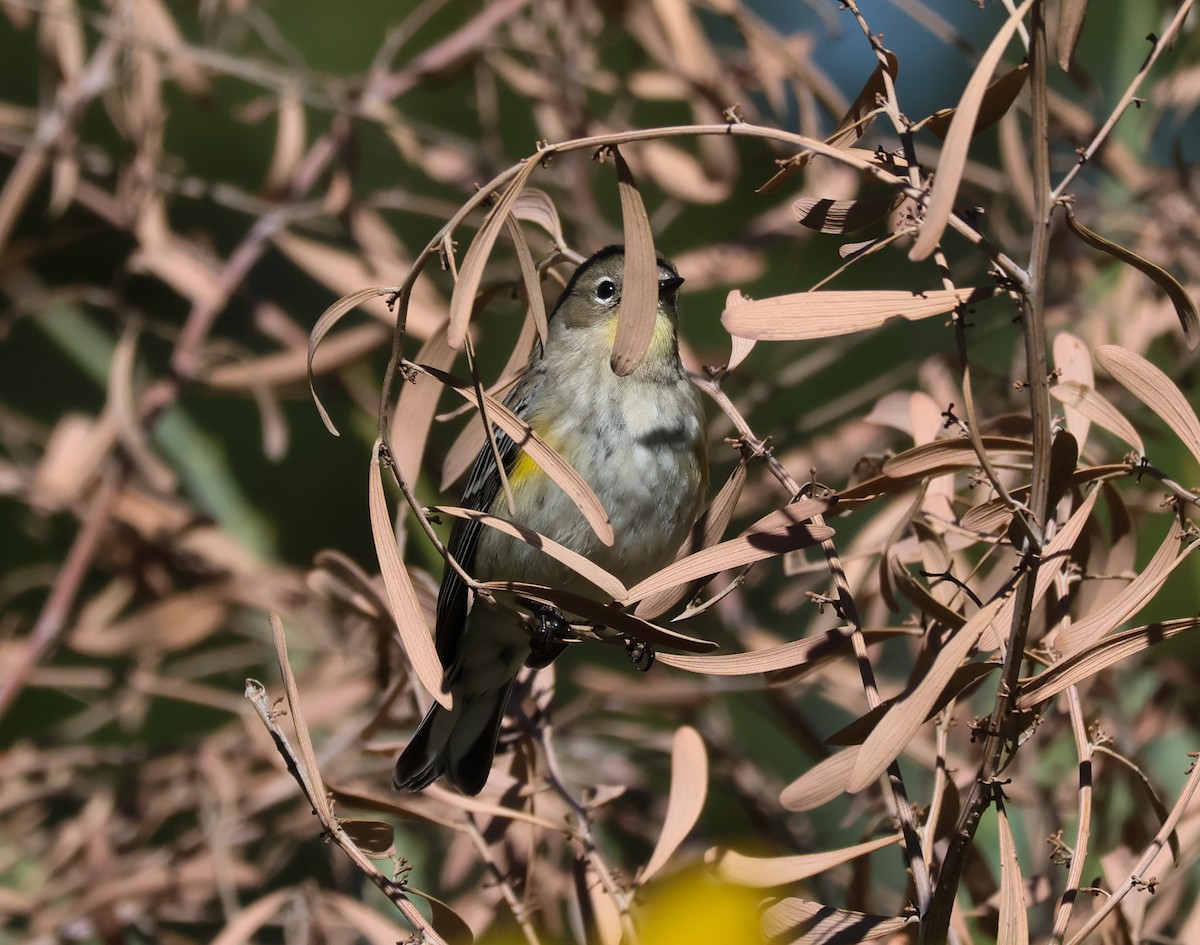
[507,450,542,491]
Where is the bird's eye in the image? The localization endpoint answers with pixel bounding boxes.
[594,278,617,302]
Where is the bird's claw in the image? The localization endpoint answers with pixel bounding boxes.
[626,639,655,672]
[524,601,574,669]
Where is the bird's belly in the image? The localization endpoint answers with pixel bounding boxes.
[475,411,703,596]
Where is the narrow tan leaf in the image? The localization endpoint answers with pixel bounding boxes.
[882,435,1033,478]
[482,581,717,653]
[108,322,177,493]
[722,287,996,341]
[368,440,450,709]
[308,287,391,435]
[267,614,332,820]
[910,0,1035,261]
[779,747,861,812]
[510,186,564,245]
[392,325,455,485]
[640,726,708,882]
[636,459,748,618]
[1066,208,1199,350]
[321,892,419,945]
[1050,380,1143,455]
[622,498,836,603]
[1020,617,1200,708]
[760,899,913,944]
[262,88,305,195]
[1053,331,1094,447]
[448,159,539,349]
[210,889,292,945]
[414,361,614,546]
[825,661,996,746]
[991,487,1101,651]
[434,506,627,599]
[1095,345,1200,464]
[1057,0,1090,70]
[848,599,1003,792]
[996,800,1030,945]
[1053,516,1200,656]
[708,834,901,887]
[925,63,1030,140]
[504,214,548,344]
[339,821,395,859]
[757,53,898,192]
[609,146,659,376]
[71,590,227,657]
[440,415,487,491]
[793,195,899,235]
[656,627,856,676]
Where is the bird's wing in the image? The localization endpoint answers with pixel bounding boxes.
[434,374,539,674]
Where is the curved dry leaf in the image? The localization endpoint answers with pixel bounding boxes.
[825,661,996,746]
[339,820,395,859]
[434,506,627,599]
[760,899,913,944]
[910,0,1035,261]
[779,746,861,812]
[640,139,731,203]
[657,627,855,677]
[481,581,717,653]
[622,497,836,603]
[321,892,420,945]
[263,88,305,195]
[1051,376,1145,455]
[640,726,708,882]
[204,323,390,389]
[609,146,659,376]
[709,834,901,887]
[1053,332,1094,448]
[1058,0,1090,70]
[1095,345,1200,465]
[266,614,331,820]
[727,322,756,372]
[504,214,548,344]
[72,590,227,657]
[793,195,899,235]
[400,885,475,945]
[722,287,997,341]
[448,158,539,349]
[1053,516,1199,656]
[925,63,1030,140]
[1019,617,1200,708]
[758,53,898,192]
[394,325,455,485]
[990,487,1101,652]
[636,459,748,618]
[109,322,177,493]
[414,362,614,546]
[996,801,1029,945]
[882,435,1033,478]
[308,287,392,435]
[369,440,450,709]
[1066,210,1199,350]
[848,599,1003,793]
[210,889,292,945]
[510,186,564,245]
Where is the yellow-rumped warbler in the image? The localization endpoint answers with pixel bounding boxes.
[393,245,707,795]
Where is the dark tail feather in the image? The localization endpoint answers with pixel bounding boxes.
[393,678,516,796]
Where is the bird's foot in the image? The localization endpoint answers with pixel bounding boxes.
[524,602,574,669]
[625,638,656,672]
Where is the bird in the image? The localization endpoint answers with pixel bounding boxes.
[393,245,708,795]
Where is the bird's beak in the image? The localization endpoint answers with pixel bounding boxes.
[658,275,685,299]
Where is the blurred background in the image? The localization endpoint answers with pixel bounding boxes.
[3,1,1200,943]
